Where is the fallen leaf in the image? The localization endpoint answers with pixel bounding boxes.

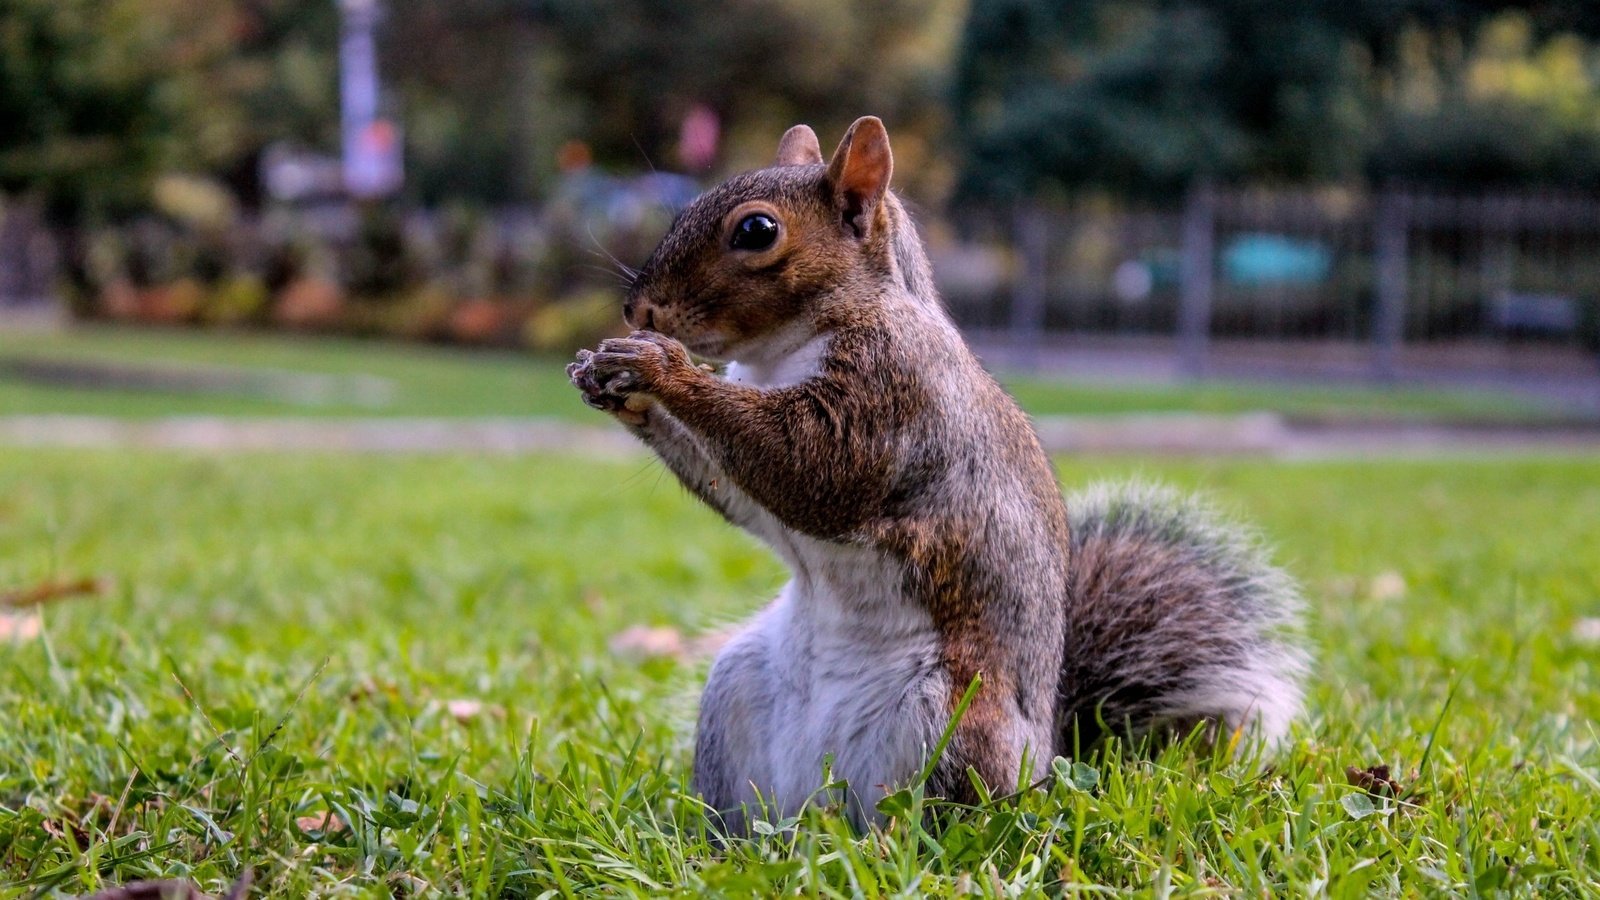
[87,882,211,900]
[1573,617,1600,645]
[1346,764,1405,798]
[87,872,251,900]
[0,611,41,642]
[345,675,400,703]
[609,624,737,662]
[1,576,106,608]
[440,698,504,723]
[608,625,685,660]
[388,872,431,896]
[41,816,90,847]
[1368,571,1407,602]
[295,811,348,834]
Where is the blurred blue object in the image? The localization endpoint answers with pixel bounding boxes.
[1490,292,1579,334]
[1222,233,1332,286]
[553,171,701,232]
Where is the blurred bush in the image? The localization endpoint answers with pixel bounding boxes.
[58,173,680,353]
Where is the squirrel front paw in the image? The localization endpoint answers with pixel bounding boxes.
[567,331,694,426]
[567,349,647,425]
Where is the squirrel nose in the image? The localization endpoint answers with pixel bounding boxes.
[626,299,657,331]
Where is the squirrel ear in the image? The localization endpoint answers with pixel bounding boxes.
[774,125,823,166]
[826,116,893,238]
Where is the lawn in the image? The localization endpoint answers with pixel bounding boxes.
[1,450,1596,896]
[0,325,1560,421]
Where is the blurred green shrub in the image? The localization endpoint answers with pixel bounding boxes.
[64,199,641,354]
[524,290,624,354]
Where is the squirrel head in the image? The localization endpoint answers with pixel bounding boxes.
[624,116,900,361]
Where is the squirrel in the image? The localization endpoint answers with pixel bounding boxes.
[567,117,1308,831]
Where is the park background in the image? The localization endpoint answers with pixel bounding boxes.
[1,1,1598,897]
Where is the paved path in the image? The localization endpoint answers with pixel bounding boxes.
[968,335,1600,417]
[4,414,1599,458]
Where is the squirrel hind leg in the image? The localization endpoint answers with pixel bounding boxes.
[1057,481,1310,758]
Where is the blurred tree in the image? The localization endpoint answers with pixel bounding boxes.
[379,1,560,205]
[0,0,338,219]
[1,0,964,213]
[952,0,1600,200]
[206,0,341,200]
[953,2,1370,200]
[0,0,210,217]
[1367,12,1600,186]
[537,0,962,192]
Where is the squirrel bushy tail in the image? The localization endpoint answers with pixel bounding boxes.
[1058,482,1309,754]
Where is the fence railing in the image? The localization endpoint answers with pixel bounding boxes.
[6,188,1600,378]
[940,187,1600,378]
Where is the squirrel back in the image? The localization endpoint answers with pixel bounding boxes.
[568,117,1308,828]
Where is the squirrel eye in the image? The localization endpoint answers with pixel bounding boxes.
[730,213,779,251]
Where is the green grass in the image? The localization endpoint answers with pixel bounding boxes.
[0,325,1559,421]
[1,450,1596,896]
[0,326,581,419]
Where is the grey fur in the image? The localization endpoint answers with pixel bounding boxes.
[1058,482,1309,753]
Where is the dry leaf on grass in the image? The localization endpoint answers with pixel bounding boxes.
[388,872,432,896]
[1573,617,1600,645]
[295,811,348,834]
[41,816,90,847]
[609,625,686,659]
[0,611,41,643]
[436,698,505,723]
[345,675,401,703]
[1368,571,1407,602]
[1,576,106,608]
[1347,764,1415,800]
[608,624,737,662]
[87,872,251,900]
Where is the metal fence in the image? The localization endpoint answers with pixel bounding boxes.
[6,187,1600,378]
[941,187,1600,378]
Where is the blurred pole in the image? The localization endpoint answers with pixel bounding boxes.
[1373,192,1409,381]
[0,200,58,312]
[340,0,402,199]
[1010,202,1048,371]
[1178,183,1215,378]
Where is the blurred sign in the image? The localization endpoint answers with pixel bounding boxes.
[1491,292,1579,335]
[341,0,402,199]
[1222,233,1332,286]
[261,144,345,202]
[678,104,720,172]
[346,117,403,199]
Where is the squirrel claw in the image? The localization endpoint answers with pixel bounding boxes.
[603,370,638,392]
[569,345,649,420]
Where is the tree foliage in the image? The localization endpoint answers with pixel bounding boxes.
[8,0,1600,220]
[952,0,1600,200]
[535,0,961,184]
[0,0,337,218]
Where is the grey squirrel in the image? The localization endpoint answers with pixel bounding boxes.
[567,117,1308,830]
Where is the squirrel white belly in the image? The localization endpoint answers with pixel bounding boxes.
[568,117,1309,830]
